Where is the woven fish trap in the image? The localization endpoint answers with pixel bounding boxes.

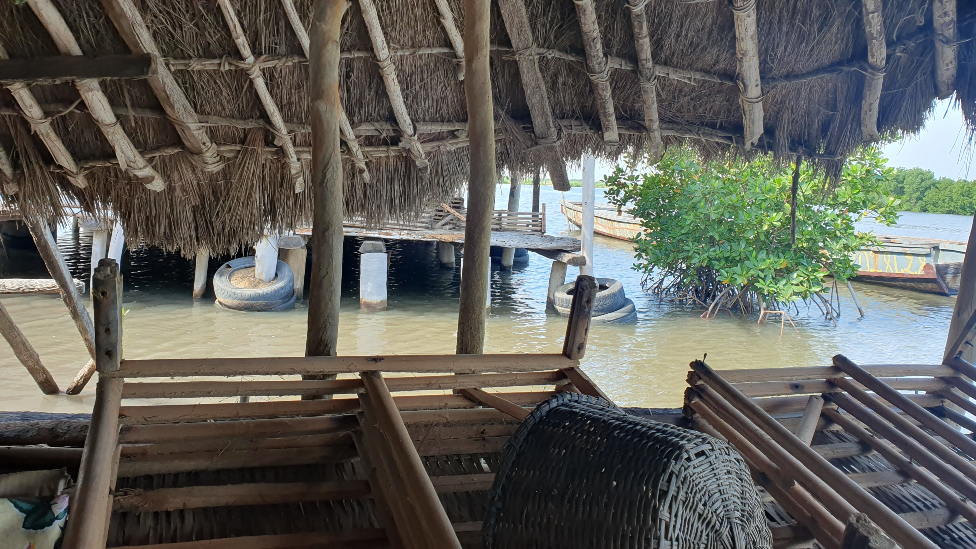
[483,393,772,549]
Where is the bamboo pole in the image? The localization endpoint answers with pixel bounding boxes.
[933,0,958,99]
[689,360,938,549]
[794,395,824,445]
[61,259,123,549]
[306,0,348,369]
[357,0,427,170]
[456,0,495,355]
[945,213,976,364]
[25,0,166,191]
[573,0,619,144]
[859,0,885,142]
[0,43,87,188]
[730,0,764,148]
[216,0,305,192]
[278,0,371,183]
[496,0,571,191]
[0,300,59,394]
[627,0,663,161]
[432,0,464,80]
[99,0,223,171]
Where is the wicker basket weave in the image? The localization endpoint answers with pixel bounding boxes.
[483,393,772,549]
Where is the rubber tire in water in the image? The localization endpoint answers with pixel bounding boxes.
[554,297,637,324]
[552,278,625,315]
[213,256,295,311]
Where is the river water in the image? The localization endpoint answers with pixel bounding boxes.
[0,186,968,414]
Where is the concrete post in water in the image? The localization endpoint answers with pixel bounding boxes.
[254,231,279,283]
[107,220,124,265]
[501,174,521,269]
[360,240,388,311]
[279,235,308,300]
[547,260,568,311]
[90,227,108,292]
[192,247,209,299]
[581,154,596,277]
[438,241,456,268]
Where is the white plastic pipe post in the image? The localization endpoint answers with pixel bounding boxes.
[581,154,596,277]
[360,241,388,311]
[107,220,125,264]
[193,247,209,299]
[90,228,108,293]
[254,232,279,283]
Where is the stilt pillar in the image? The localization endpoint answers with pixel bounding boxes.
[456,0,495,354]
[192,247,209,299]
[360,240,388,311]
[461,257,491,312]
[501,174,521,270]
[90,227,108,292]
[280,239,308,300]
[580,154,596,277]
[254,232,279,283]
[107,220,124,265]
[438,241,456,268]
[547,260,568,311]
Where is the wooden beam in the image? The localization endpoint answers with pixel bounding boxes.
[496,0,571,191]
[627,0,663,161]
[119,414,358,444]
[562,366,611,402]
[357,0,428,170]
[216,0,304,191]
[573,0,618,144]
[279,0,370,183]
[860,0,885,142]
[718,364,955,383]
[432,0,464,80]
[113,479,371,512]
[99,0,223,171]
[459,388,530,421]
[933,0,958,99]
[25,0,166,190]
[111,530,387,549]
[456,0,496,355]
[794,395,824,445]
[0,53,154,83]
[730,0,764,148]
[562,275,599,360]
[946,215,976,364]
[0,299,59,394]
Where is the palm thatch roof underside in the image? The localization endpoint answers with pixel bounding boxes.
[0,0,973,255]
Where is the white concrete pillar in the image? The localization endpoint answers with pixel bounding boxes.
[193,247,209,299]
[360,240,388,311]
[581,154,596,277]
[254,232,279,283]
[438,241,456,268]
[547,260,568,310]
[90,228,108,293]
[501,176,521,269]
[107,220,125,264]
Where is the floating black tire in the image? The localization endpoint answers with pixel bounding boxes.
[552,278,625,315]
[554,297,637,324]
[213,257,295,311]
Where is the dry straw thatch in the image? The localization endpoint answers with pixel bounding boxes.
[0,0,973,255]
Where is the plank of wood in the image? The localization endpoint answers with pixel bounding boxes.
[111,529,388,549]
[562,276,599,360]
[561,367,611,403]
[113,354,578,377]
[117,445,358,476]
[573,0,618,144]
[731,0,764,148]
[119,399,360,425]
[120,432,351,456]
[0,54,154,83]
[736,377,949,398]
[0,445,83,469]
[755,393,943,415]
[717,364,956,383]
[459,388,530,421]
[119,414,358,443]
[113,479,371,512]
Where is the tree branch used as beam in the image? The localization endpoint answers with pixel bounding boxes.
[26,0,167,191]
[217,0,306,192]
[860,0,885,142]
[0,54,155,84]
[731,0,764,148]
[358,0,428,170]
[933,0,957,99]
[573,0,619,145]
[627,0,662,162]
[432,0,465,81]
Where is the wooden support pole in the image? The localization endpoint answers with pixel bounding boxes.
[432,0,464,80]
[946,214,976,363]
[627,0,663,161]
[357,0,427,170]
[689,360,938,549]
[573,0,619,144]
[859,0,885,142]
[0,300,59,394]
[192,247,209,299]
[0,54,155,83]
[531,167,541,213]
[562,275,599,360]
[497,0,571,191]
[306,0,348,364]
[501,176,521,269]
[360,371,462,548]
[840,514,896,549]
[731,0,764,148]
[61,258,123,549]
[25,0,166,191]
[456,0,496,355]
[933,0,958,99]
[217,0,305,192]
[459,388,529,421]
[794,395,824,446]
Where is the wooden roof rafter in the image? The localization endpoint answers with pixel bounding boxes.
[573,0,619,146]
[860,0,885,142]
[432,0,465,81]
[627,0,663,162]
[497,0,571,191]
[279,0,370,184]
[934,0,958,99]
[357,0,428,171]
[99,0,224,173]
[216,0,306,193]
[25,0,167,191]
[0,142,15,193]
[731,0,764,149]
[0,42,88,188]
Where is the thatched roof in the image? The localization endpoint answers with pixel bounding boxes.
[0,0,972,255]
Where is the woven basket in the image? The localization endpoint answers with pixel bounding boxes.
[483,393,772,548]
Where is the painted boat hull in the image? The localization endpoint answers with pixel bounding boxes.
[560,201,642,241]
[853,236,966,296]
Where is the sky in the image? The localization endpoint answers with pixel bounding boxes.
[562,98,976,182]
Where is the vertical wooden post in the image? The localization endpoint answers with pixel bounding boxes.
[306,0,348,365]
[280,246,308,300]
[562,275,598,360]
[933,0,958,99]
[192,247,209,299]
[794,395,824,446]
[945,213,976,364]
[731,0,764,148]
[531,167,541,213]
[456,0,496,355]
[580,155,596,277]
[61,258,123,549]
[0,300,59,394]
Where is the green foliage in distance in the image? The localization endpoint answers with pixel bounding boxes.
[880,167,976,215]
[604,147,900,309]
